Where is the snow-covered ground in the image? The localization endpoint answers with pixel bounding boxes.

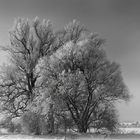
[119,127,140,134]
[0,135,66,140]
[89,127,140,134]
[0,128,8,134]
[0,127,140,140]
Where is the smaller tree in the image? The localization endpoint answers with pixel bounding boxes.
[0,17,59,118]
[92,103,119,133]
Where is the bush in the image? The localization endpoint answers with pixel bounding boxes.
[0,117,15,133]
[10,117,22,133]
[7,121,15,133]
[21,111,43,135]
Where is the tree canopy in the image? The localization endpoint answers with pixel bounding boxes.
[0,18,130,134]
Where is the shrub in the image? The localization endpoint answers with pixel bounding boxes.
[7,121,15,133]
[21,111,42,135]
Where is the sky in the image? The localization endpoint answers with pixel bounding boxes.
[0,0,140,122]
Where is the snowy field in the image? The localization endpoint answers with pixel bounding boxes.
[0,135,140,140]
[119,128,140,134]
[0,128,140,140]
[0,135,66,140]
[89,127,140,135]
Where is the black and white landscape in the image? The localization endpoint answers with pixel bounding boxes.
[0,0,139,140]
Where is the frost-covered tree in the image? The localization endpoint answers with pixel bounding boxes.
[41,21,130,133]
[0,17,58,117]
[0,19,130,134]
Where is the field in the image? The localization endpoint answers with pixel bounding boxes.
[0,134,140,140]
[1,128,140,140]
[1,134,140,140]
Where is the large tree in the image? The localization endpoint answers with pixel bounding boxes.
[0,17,59,117]
[0,19,130,134]
[41,21,130,133]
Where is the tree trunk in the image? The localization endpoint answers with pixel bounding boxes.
[48,103,54,133]
[35,125,41,135]
[64,117,67,134]
[78,127,87,133]
[77,122,88,133]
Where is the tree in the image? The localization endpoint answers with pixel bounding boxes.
[92,102,119,133]
[41,21,130,133]
[37,20,88,133]
[0,17,58,117]
[0,19,130,134]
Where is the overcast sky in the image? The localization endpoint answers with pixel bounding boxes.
[0,0,140,122]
